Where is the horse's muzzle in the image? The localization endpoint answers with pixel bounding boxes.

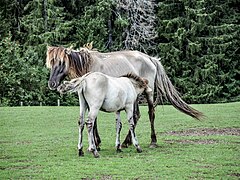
[48,81,58,90]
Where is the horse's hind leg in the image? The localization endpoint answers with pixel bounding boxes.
[145,91,157,148]
[93,117,101,151]
[121,97,140,148]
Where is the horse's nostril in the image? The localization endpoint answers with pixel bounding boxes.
[51,82,56,88]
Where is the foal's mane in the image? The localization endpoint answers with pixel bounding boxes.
[46,46,93,78]
[122,73,148,89]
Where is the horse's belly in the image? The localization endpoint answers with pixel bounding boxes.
[101,98,125,112]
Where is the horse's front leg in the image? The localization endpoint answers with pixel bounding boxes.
[126,106,142,153]
[121,97,140,148]
[115,111,122,152]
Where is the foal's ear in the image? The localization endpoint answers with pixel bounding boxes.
[143,78,149,85]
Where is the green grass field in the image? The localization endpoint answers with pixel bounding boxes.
[0,102,239,179]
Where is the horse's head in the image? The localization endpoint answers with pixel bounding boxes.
[46,46,72,90]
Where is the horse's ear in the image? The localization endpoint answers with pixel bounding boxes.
[89,41,93,49]
[47,46,54,51]
[65,45,73,55]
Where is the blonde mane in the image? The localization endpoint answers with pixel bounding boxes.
[46,46,93,78]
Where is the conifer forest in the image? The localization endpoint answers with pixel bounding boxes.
[0,0,239,106]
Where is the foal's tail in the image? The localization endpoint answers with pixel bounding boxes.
[150,58,204,120]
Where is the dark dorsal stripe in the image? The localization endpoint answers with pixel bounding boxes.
[121,73,148,88]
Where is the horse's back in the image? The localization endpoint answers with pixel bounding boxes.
[90,50,156,88]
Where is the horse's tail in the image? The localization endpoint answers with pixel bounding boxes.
[150,58,204,120]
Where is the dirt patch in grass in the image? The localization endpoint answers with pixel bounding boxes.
[163,128,240,144]
[165,128,240,136]
[165,139,219,145]
[229,173,240,177]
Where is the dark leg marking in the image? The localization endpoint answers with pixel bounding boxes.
[122,97,140,148]
[78,148,84,156]
[93,118,101,151]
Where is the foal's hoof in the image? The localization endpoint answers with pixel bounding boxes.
[137,147,143,153]
[116,149,123,153]
[149,142,158,148]
[78,149,84,157]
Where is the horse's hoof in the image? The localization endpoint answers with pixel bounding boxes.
[137,147,142,153]
[78,149,84,157]
[149,143,158,148]
[93,151,100,158]
[116,149,123,153]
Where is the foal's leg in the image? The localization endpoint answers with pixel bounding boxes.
[121,97,140,148]
[86,108,100,158]
[144,91,157,148]
[78,115,85,156]
[115,111,122,152]
[93,118,101,151]
[126,106,142,153]
[78,94,87,156]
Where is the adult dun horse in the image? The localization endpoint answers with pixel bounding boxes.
[57,72,152,157]
[46,46,203,149]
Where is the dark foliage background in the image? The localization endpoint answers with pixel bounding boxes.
[0,0,239,106]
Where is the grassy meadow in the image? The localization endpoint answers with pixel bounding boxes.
[0,102,239,179]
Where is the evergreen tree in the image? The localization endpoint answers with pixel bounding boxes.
[73,0,114,50]
[157,0,240,103]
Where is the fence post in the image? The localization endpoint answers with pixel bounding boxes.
[20,101,23,106]
[57,99,60,106]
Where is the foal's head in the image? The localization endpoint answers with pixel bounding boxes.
[57,78,83,94]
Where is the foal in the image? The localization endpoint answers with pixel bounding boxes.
[57,72,151,158]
